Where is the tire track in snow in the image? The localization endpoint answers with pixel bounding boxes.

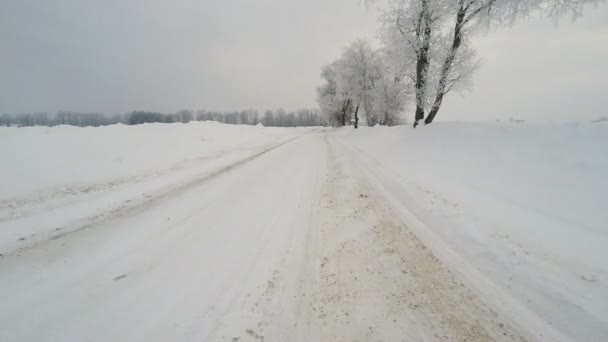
[314,133,530,341]
[332,132,570,342]
[1,134,306,259]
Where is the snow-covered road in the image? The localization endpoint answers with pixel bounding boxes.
[1,133,323,341]
[0,127,604,341]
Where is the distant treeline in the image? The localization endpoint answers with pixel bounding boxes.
[0,108,326,128]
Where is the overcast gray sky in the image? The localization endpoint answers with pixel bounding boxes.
[1,0,607,121]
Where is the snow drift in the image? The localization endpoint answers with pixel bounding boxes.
[0,121,307,201]
[0,122,314,255]
[335,121,608,340]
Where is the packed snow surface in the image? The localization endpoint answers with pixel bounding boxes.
[1,121,606,341]
[0,122,310,254]
[0,121,305,199]
[336,121,608,341]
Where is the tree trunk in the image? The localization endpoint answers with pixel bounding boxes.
[354,104,360,129]
[413,0,432,128]
[425,92,445,125]
[383,111,392,126]
[340,98,352,126]
[425,1,466,125]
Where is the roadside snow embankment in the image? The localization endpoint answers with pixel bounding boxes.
[335,122,608,341]
[0,122,312,254]
[0,122,306,200]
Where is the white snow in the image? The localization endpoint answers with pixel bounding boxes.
[334,121,608,341]
[0,122,314,254]
[1,121,606,341]
[0,121,307,200]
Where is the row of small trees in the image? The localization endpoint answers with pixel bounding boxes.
[319,0,598,128]
[0,108,325,128]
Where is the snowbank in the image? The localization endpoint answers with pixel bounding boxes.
[0,121,315,255]
[335,121,608,340]
[0,122,306,201]
[339,121,608,233]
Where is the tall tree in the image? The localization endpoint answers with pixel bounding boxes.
[339,40,383,126]
[382,0,446,127]
[317,62,354,127]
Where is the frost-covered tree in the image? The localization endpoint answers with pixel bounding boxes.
[317,62,354,127]
[424,0,602,124]
[262,109,275,126]
[373,61,410,126]
[339,40,383,126]
[0,114,13,127]
[318,39,408,127]
[381,0,601,126]
[176,109,194,123]
[381,0,448,127]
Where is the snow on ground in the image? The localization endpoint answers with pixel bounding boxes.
[0,122,314,254]
[1,121,606,341]
[0,132,327,341]
[0,121,308,200]
[334,121,608,341]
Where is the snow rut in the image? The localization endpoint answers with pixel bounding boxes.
[0,131,545,341]
[0,135,303,258]
[314,134,530,341]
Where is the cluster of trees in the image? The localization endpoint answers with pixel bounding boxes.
[319,0,598,128]
[0,108,325,128]
[195,108,324,127]
[317,40,408,128]
[0,112,112,127]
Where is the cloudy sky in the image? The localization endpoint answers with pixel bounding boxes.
[1,0,607,122]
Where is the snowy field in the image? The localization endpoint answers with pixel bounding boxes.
[0,121,310,199]
[0,122,313,254]
[0,121,607,341]
[336,121,608,341]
